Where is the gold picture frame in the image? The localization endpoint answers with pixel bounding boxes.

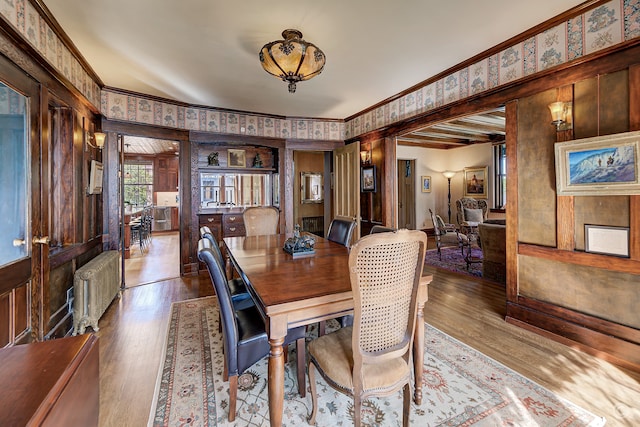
[463,166,488,198]
[421,176,431,193]
[227,149,246,168]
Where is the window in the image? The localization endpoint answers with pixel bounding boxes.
[124,162,153,206]
[200,172,271,207]
[493,143,506,209]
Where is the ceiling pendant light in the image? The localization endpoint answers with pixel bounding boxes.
[259,29,326,93]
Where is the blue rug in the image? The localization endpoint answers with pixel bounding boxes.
[424,246,483,278]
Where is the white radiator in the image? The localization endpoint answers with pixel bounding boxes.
[72,250,121,335]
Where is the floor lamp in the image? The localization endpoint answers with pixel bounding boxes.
[443,171,456,224]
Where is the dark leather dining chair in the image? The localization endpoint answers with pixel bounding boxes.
[197,240,306,422]
[369,225,395,234]
[327,218,357,249]
[320,218,357,335]
[198,237,253,310]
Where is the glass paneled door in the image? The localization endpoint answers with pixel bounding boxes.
[0,67,40,346]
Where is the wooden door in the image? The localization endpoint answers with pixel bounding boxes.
[333,143,361,243]
[397,159,416,229]
[0,60,42,345]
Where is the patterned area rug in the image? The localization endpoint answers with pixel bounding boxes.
[148,297,605,427]
[424,246,483,278]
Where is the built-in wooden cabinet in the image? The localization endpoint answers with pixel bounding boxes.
[155,155,179,192]
[199,213,222,243]
[223,213,245,237]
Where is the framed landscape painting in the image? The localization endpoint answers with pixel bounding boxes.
[463,166,488,198]
[555,130,640,195]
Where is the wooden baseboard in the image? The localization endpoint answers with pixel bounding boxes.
[506,302,640,373]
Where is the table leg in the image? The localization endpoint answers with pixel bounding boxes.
[268,337,285,427]
[413,302,425,405]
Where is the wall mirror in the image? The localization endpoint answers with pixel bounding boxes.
[301,172,323,203]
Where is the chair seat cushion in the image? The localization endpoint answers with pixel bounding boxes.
[308,326,411,394]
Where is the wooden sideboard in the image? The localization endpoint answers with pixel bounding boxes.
[0,334,99,426]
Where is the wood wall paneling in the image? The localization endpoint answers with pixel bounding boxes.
[574,196,629,251]
[599,70,629,136]
[505,100,518,300]
[516,90,558,246]
[0,292,9,347]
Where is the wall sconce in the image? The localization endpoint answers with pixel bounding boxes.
[360,149,371,165]
[87,131,106,150]
[548,101,572,131]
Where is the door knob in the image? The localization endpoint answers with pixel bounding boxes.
[13,238,26,247]
[33,236,50,245]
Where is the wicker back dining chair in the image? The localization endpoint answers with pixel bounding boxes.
[307,229,428,427]
[197,239,306,422]
[243,206,279,236]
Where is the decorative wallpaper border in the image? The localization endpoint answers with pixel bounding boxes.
[1,1,639,142]
[0,0,101,109]
[100,90,345,141]
[344,0,640,140]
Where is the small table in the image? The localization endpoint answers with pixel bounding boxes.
[224,234,431,427]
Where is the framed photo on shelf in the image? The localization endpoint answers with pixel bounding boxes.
[463,166,488,198]
[227,149,246,168]
[555,130,640,196]
[361,165,376,192]
[421,176,431,193]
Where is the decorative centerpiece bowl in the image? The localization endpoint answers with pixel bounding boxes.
[283,225,316,258]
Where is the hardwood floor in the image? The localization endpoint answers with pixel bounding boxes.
[124,231,180,287]
[97,264,640,426]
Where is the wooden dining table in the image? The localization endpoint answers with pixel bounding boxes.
[224,233,432,427]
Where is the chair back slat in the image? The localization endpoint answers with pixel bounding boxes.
[349,229,426,360]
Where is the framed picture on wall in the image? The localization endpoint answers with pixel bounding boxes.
[361,166,376,192]
[555,130,640,195]
[227,149,246,168]
[463,166,488,198]
[421,176,431,193]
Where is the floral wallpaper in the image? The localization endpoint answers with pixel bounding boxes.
[345,0,640,139]
[1,0,639,142]
[0,0,101,108]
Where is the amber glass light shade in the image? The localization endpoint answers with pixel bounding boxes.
[259,29,326,93]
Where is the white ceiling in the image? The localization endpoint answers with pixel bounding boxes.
[42,0,584,120]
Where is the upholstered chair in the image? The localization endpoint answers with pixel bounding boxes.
[429,209,468,260]
[243,206,279,236]
[307,230,428,427]
[197,239,306,422]
[326,218,357,248]
[455,197,488,233]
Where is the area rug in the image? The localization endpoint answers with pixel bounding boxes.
[148,297,605,427]
[424,246,483,278]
